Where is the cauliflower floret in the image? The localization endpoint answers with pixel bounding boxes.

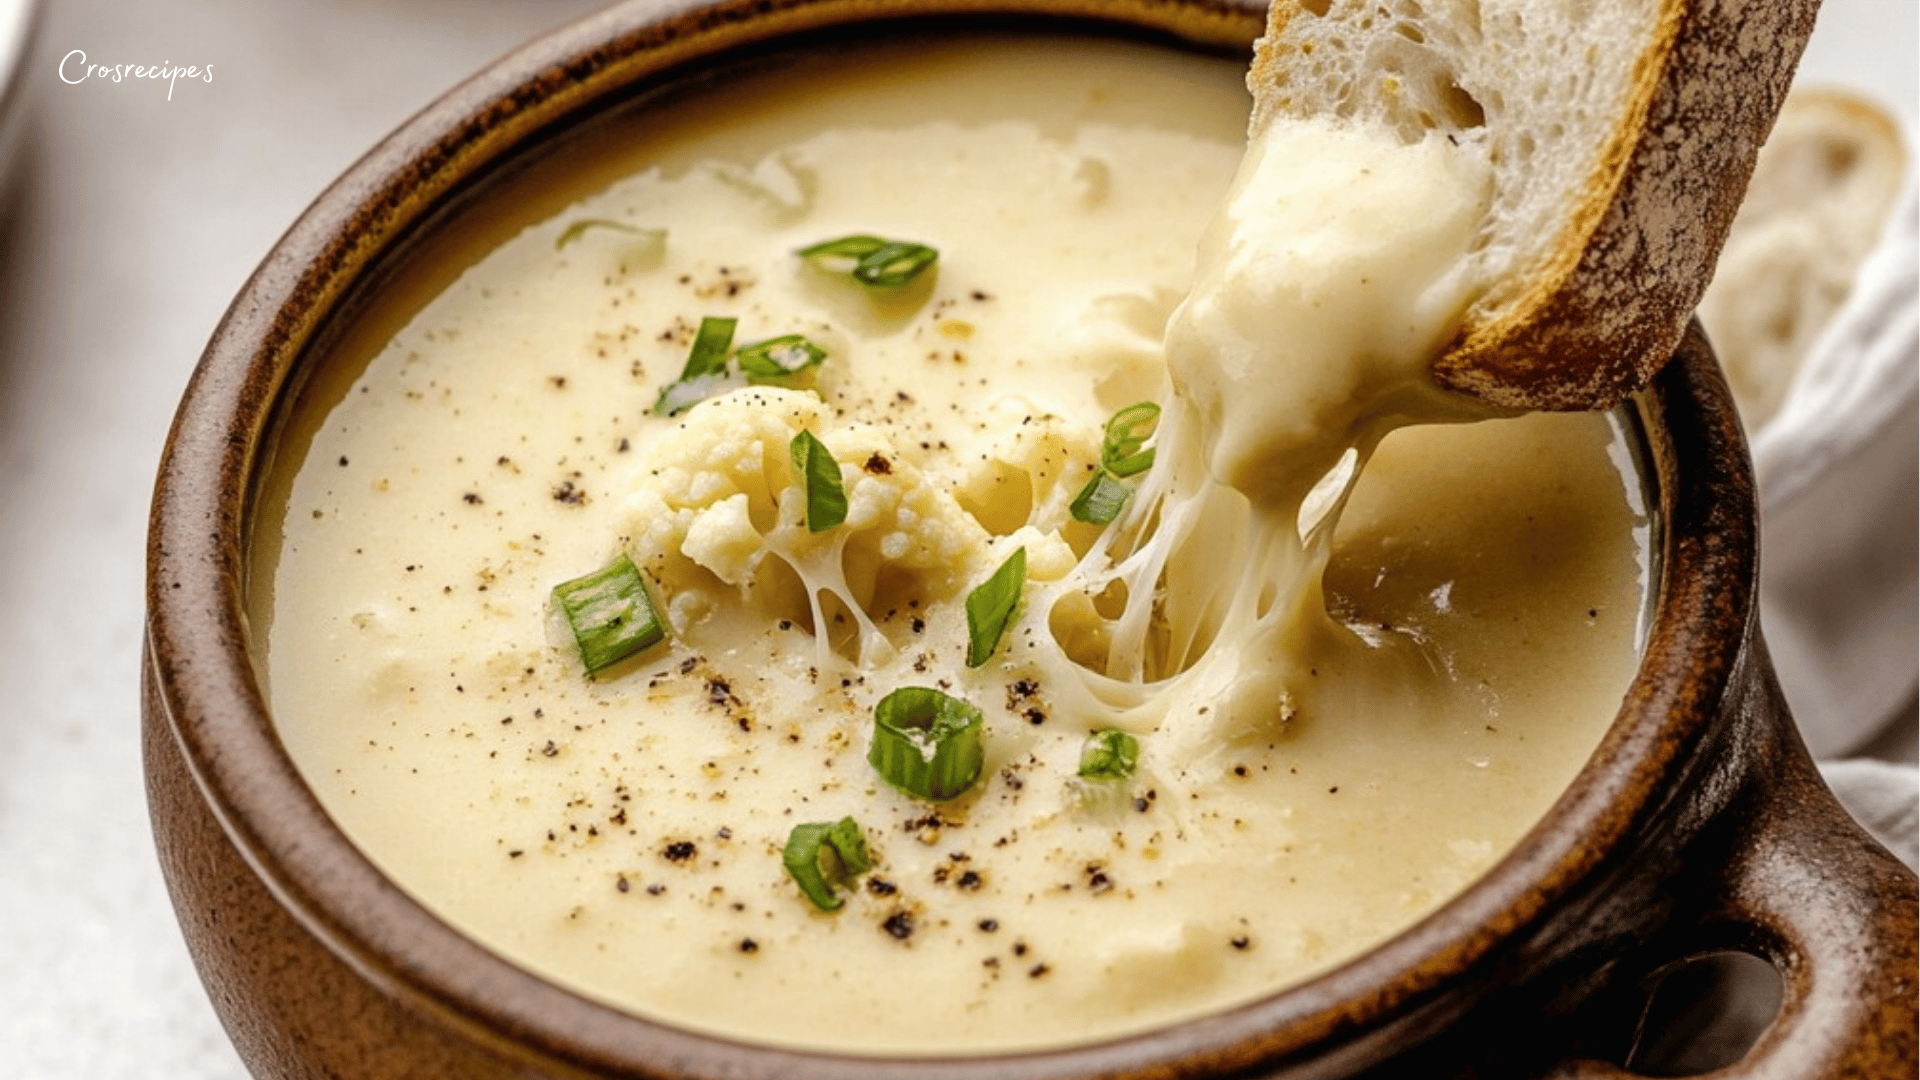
[822,425,986,576]
[953,403,1105,539]
[681,493,763,587]
[621,388,1000,663]
[1002,525,1077,582]
[642,388,832,516]
[619,488,691,571]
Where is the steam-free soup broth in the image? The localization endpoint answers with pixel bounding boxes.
[254,36,1648,1054]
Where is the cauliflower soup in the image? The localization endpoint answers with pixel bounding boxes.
[251,34,1649,1054]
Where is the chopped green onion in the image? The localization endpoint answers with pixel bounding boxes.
[782,816,873,912]
[554,218,661,250]
[736,334,828,379]
[965,547,1026,668]
[851,241,939,286]
[798,234,939,287]
[1078,729,1139,781]
[651,372,729,418]
[652,316,738,416]
[1101,402,1161,477]
[869,687,986,802]
[653,321,830,411]
[680,316,738,378]
[1069,403,1161,523]
[552,554,666,677]
[789,430,847,532]
[798,235,893,260]
[1070,470,1133,524]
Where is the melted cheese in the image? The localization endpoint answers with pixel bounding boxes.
[1023,117,1496,751]
[255,37,1649,1055]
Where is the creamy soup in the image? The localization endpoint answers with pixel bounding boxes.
[254,36,1649,1054]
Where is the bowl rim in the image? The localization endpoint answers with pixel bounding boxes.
[144,0,1758,1075]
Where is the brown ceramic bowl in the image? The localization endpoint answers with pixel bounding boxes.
[143,1,1918,1077]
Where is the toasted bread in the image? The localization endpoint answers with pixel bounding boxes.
[1698,86,1908,428]
[1249,0,1822,411]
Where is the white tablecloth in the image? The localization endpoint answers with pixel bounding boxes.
[0,2,1909,1077]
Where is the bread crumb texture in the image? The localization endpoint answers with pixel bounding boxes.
[1252,0,1821,410]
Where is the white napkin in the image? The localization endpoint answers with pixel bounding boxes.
[1749,180,1918,761]
[1819,758,1920,869]
[1729,158,1919,867]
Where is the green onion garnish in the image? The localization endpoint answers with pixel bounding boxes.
[1101,402,1161,477]
[1068,402,1162,523]
[797,235,892,260]
[798,234,939,287]
[1078,729,1139,781]
[682,316,738,378]
[653,316,738,416]
[1070,470,1133,524]
[782,816,873,912]
[554,218,661,251]
[789,430,847,532]
[851,241,939,286]
[736,334,828,379]
[652,373,728,418]
[869,687,986,802]
[655,321,827,410]
[965,547,1026,668]
[552,554,666,677]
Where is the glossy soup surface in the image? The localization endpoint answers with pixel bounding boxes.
[253,35,1649,1054]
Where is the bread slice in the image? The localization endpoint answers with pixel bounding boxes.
[1697,87,1909,428]
[1248,0,1822,411]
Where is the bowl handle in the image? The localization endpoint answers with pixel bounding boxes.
[1552,678,1917,1077]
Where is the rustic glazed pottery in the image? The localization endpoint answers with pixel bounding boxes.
[143,1,1918,1077]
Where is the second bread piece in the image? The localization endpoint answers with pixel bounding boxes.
[1699,86,1908,429]
[1251,0,1821,411]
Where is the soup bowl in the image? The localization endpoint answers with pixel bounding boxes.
[142,0,1917,1076]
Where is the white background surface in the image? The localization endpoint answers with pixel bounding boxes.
[0,2,1910,1078]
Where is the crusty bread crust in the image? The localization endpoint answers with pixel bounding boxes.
[1252,0,1822,411]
